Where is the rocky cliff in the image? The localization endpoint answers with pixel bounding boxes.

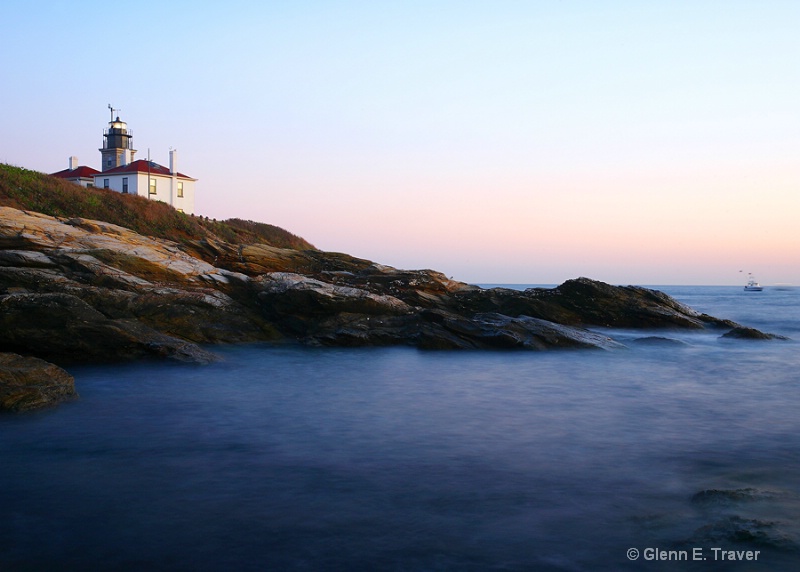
[0,204,775,411]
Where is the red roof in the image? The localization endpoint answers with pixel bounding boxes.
[101,159,195,180]
[51,165,101,178]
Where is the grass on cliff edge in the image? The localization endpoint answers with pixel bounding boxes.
[0,164,314,250]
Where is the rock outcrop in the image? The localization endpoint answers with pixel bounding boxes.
[0,352,76,412]
[0,292,219,364]
[721,327,789,341]
[0,205,778,376]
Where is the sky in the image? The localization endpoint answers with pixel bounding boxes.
[2,0,798,285]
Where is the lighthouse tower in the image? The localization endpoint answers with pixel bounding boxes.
[100,105,137,171]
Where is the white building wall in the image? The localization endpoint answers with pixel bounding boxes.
[97,174,126,194]
[96,174,139,196]
[93,171,196,214]
[134,173,149,198]
[170,178,196,214]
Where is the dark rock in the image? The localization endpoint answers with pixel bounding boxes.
[81,287,278,344]
[0,293,219,364]
[254,272,413,337]
[689,516,796,551]
[296,308,625,351]
[722,327,789,340]
[539,278,716,328]
[0,352,77,412]
[446,278,745,331]
[420,310,626,351]
[303,313,418,347]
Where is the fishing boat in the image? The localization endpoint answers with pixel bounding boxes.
[744,273,763,292]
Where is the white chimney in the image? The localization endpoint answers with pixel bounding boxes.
[69,156,79,170]
[169,149,177,174]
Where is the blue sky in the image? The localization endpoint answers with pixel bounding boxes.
[2,1,798,285]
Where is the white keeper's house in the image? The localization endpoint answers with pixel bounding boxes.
[51,107,197,214]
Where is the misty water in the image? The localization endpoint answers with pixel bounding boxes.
[2,286,799,571]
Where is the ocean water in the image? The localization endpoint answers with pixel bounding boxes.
[2,286,799,571]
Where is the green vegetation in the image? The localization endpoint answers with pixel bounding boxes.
[0,163,314,250]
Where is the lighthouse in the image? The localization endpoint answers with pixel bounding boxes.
[52,106,197,214]
[99,105,137,171]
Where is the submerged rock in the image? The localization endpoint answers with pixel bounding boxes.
[721,327,789,340]
[682,488,800,553]
[0,352,76,412]
[689,516,797,551]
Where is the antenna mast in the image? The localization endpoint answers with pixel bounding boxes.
[108,103,121,121]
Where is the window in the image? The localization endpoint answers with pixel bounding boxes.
[122,177,128,194]
[103,179,109,189]
[106,157,112,167]
[177,181,184,198]
[149,178,157,195]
